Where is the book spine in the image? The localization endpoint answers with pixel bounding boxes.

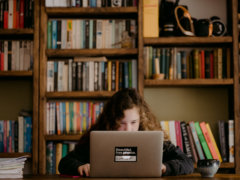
[228,120,234,162]
[186,124,198,162]
[218,121,228,162]
[180,121,192,159]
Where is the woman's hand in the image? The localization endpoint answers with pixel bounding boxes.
[161,164,166,174]
[78,163,90,176]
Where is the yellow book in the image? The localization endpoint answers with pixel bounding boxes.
[206,123,222,162]
[143,0,159,37]
[82,102,87,131]
[55,143,62,174]
[107,61,112,91]
[65,102,70,134]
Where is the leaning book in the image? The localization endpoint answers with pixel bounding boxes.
[0,156,28,178]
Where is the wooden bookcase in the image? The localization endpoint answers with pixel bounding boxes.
[141,0,239,174]
[0,0,40,174]
[38,1,143,174]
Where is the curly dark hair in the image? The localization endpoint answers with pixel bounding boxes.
[77,88,168,146]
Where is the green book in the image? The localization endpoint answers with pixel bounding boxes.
[194,122,212,159]
[47,21,52,49]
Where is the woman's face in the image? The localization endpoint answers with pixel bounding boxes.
[117,106,140,131]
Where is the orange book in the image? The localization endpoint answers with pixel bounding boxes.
[65,102,70,134]
[200,122,218,160]
[115,60,119,91]
[107,61,112,91]
[206,123,222,162]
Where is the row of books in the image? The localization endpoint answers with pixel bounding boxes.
[161,120,234,163]
[46,141,77,174]
[0,116,32,153]
[144,47,231,80]
[0,40,33,71]
[47,58,137,92]
[0,0,34,29]
[47,19,137,49]
[46,101,104,135]
[45,0,137,7]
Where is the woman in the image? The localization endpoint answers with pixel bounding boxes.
[58,88,194,176]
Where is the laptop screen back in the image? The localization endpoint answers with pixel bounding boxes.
[90,131,164,177]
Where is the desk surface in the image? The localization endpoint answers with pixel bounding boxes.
[18,174,240,180]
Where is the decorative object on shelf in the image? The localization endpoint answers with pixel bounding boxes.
[210,16,226,36]
[194,19,213,37]
[197,159,220,178]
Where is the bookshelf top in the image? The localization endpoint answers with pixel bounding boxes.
[0,29,34,35]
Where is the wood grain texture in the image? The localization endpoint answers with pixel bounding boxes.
[0,71,32,77]
[0,152,31,158]
[45,135,82,141]
[0,29,34,35]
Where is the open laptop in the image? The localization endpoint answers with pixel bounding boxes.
[90,131,164,177]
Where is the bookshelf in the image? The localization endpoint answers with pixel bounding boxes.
[142,0,239,173]
[0,0,39,174]
[39,1,142,175]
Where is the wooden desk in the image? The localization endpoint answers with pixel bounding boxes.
[19,174,240,180]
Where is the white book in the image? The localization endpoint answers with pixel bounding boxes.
[228,119,234,162]
[118,20,123,48]
[45,0,54,7]
[11,41,17,71]
[56,103,60,135]
[96,0,101,7]
[52,103,56,134]
[98,61,102,90]
[0,174,22,178]
[68,59,72,91]
[30,41,34,69]
[47,61,54,92]
[89,61,94,91]
[96,20,103,49]
[82,0,88,7]
[57,61,64,91]
[4,41,8,71]
[8,0,13,29]
[169,120,177,146]
[105,20,110,48]
[72,20,76,49]
[71,0,76,7]
[89,20,93,49]
[131,59,137,89]
[61,20,67,49]
[114,20,120,48]
[62,61,69,91]
[102,20,107,48]
[111,20,115,48]
[79,20,84,49]
[18,116,24,153]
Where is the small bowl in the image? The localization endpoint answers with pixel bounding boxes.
[197,159,220,177]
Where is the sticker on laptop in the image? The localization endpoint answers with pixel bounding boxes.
[115,147,137,162]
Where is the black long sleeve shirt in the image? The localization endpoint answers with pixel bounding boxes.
[58,141,194,176]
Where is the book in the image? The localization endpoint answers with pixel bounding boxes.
[228,120,234,162]
[218,121,228,162]
[186,124,198,163]
[180,121,192,159]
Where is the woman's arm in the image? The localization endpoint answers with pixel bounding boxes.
[58,144,90,175]
[162,141,194,176]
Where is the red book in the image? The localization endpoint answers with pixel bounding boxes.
[200,122,219,160]
[210,51,214,78]
[175,121,183,151]
[200,50,205,79]
[0,53,4,71]
[3,11,8,29]
[19,0,24,28]
[13,0,17,28]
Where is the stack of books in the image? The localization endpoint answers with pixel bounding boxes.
[0,156,28,178]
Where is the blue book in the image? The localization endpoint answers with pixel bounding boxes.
[24,116,32,153]
[52,20,57,49]
[90,0,96,7]
[124,62,129,88]
[59,102,63,134]
[89,20,93,49]
[69,102,74,133]
[0,120,4,152]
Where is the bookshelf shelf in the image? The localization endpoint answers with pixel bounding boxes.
[46,48,138,57]
[45,91,116,99]
[144,79,234,87]
[46,7,138,16]
[0,29,34,35]
[0,152,31,158]
[45,135,81,141]
[193,162,234,169]
[0,71,33,77]
[143,36,232,45]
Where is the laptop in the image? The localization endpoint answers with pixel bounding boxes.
[90,131,164,177]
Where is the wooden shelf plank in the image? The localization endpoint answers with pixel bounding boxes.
[144,36,232,45]
[45,135,82,141]
[144,79,234,86]
[0,152,31,158]
[46,48,138,57]
[193,162,234,169]
[46,7,138,16]
[0,29,34,35]
[0,71,33,77]
[46,91,115,98]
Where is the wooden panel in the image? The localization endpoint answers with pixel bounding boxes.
[144,79,234,87]
[0,71,32,77]
[46,49,138,57]
[45,135,82,141]
[144,36,232,45]
[46,91,115,99]
[0,29,34,35]
[32,0,40,174]
[46,7,137,16]
[0,152,31,158]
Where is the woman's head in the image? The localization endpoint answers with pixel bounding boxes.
[91,88,161,131]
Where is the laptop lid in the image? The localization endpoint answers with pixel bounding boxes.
[90,131,164,177]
